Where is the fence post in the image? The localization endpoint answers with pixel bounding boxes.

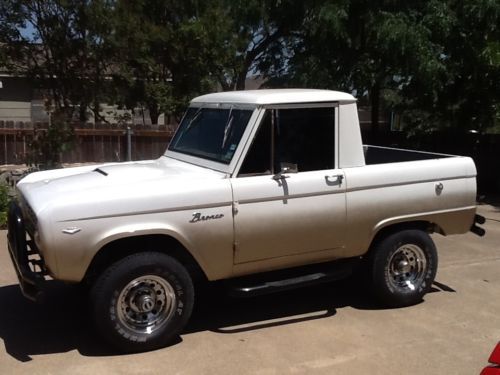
[126,126,133,161]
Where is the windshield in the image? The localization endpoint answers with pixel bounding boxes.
[169,106,253,164]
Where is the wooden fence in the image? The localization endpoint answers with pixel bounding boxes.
[0,121,176,165]
[1,121,499,193]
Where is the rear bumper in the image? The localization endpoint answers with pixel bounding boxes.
[7,201,47,302]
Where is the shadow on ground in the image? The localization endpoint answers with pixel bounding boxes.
[479,194,500,210]
[0,278,455,361]
[0,281,113,361]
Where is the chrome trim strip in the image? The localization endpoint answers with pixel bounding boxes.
[237,175,475,205]
[345,175,476,193]
[61,175,475,220]
[238,189,343,205]
[59,201,233,222]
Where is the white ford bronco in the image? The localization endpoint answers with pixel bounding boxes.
[7,89,485,352]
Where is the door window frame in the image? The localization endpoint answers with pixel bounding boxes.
[232,102,340,177]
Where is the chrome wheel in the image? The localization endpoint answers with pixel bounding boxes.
[117,275,177,335]
[387,244,427,293]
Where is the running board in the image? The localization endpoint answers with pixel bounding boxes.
[228,260,355,297]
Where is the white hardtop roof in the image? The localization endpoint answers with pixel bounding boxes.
[191,89,356,105]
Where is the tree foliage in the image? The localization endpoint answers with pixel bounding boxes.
[276,0,500,134]
[0,182,10,228]
[25,111,75,168]
[399,0,500,133]
[1,0,115,120]
[0,0,498,135]
[277,1,445,131]
[109,0,219,123]
[203,0,305,90]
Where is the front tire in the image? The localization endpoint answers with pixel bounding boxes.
[370,229,438,307]
[90,252,194,352]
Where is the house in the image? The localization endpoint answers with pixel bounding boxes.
[0,72,168,126]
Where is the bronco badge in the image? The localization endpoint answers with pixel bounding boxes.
[189,212,224,223]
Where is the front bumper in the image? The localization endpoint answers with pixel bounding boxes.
[7,201,47,302]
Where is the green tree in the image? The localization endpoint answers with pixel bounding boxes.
[110,0,218,124]
[0,182,10,228]
[204,0,306,91]
[276,0,499,134]
[0,1,116,165]
[399,0,500,133]
[0,0,115,120]
[279,1,443,133]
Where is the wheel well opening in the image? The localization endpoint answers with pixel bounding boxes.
[83,235,207,285]
[367,220,442,256]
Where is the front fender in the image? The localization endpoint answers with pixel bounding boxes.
[51,206,234,282]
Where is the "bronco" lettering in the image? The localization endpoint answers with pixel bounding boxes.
[189,212,224,223]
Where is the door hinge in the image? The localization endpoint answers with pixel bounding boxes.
[232,201,239,215]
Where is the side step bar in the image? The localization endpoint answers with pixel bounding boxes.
[228,260,355,297]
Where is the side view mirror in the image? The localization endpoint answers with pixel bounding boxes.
[273,162,298,180]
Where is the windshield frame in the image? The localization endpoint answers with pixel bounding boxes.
[164,102,259,174]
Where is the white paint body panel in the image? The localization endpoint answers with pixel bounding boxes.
[232,169,346,265]
[191,89,355,105]
[15,89,477,282]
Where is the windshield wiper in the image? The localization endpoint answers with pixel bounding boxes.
[185,106,204,132]
[221,106,234,148]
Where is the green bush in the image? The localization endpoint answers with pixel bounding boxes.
[0,183,10,229]
[25,110,75,169]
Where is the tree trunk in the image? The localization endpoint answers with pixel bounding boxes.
[93,100,100,123]
[235,70,247,90]
[79,104,87,122]
[371,81,380,135]
[149,103,160,125]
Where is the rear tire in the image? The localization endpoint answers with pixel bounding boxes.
[90,252,194,352]
[370,229,437,307]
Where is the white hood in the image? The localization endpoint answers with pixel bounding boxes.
[17,157,228,222]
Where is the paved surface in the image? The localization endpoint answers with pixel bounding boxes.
[0,204,499,375]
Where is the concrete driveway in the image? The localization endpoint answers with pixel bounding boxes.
[0,204,499,374]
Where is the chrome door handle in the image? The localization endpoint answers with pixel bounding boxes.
[273,174,290,180]
[325,174,344,185]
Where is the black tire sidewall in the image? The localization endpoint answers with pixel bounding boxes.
[371,230,438,307]
[91,253,194,352]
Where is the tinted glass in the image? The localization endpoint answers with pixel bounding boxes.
[238,107,335,176]
[275,107,335,172]
[170,107,253,164]
[238,111,272,176]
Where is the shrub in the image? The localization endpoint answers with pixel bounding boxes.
[0,183,10,229]
[25,110,75,169]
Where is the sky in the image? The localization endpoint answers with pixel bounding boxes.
[19,22,36,41]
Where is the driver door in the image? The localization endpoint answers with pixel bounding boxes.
[231,106,346,265]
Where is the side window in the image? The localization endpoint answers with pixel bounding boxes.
[238,106,335,177]
[275,107,335,172]
[238,111,272,176]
